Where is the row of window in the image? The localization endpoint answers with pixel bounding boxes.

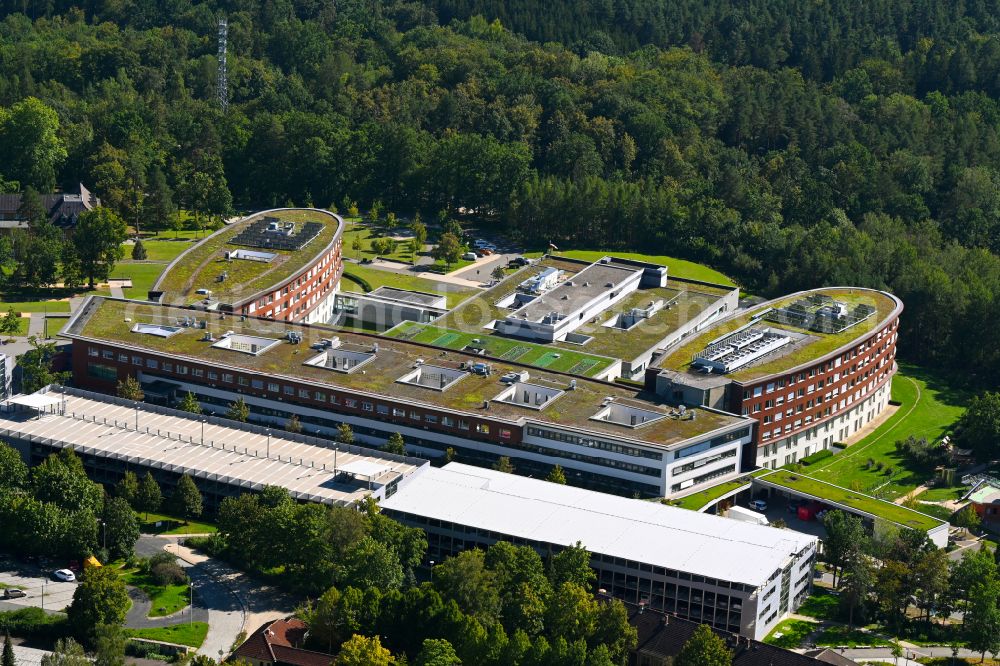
[515,440,662,477]
[525,426,662,460]
[91,346,506,439]
[671,447,736,476]
[670,463,736,493]
[674,427,751,460]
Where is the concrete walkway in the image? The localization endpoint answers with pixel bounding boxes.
[26,313,44,337]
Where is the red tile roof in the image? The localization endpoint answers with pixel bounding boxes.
[230,618,333,666]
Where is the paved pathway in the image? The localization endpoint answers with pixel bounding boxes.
[124,583,209,630]
[136,536,297,659]
[26,313,44,337]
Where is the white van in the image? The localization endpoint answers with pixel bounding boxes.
[462,252,478,261]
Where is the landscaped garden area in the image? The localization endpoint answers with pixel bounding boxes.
[341,263,479,308]
[120,567,191,618]
[806,364,969,500]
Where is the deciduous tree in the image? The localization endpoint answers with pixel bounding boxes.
[116,375,143,401]
[171,474,202,523]
[67,568,129,643]
[675,624,732,666]
[73,208,128,288]
[137,472,161,519]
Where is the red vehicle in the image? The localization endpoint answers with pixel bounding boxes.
[796,502,825,521]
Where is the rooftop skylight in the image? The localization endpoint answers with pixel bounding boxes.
[304,347,376,373]
[131,323,183,338]
[211,333,281,356]
[397,364,466,391]
[495,382,564,410]
[591,401,667,428]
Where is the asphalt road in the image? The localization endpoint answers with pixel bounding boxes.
[136,535,245,658]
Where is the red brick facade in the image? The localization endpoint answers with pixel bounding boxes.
[237,243,343,322]
[74,341,522,449]
[730,315,901,452]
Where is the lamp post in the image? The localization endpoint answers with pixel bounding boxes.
[201,418,205,445]
[266,429,271,458]
[134,401,139,430]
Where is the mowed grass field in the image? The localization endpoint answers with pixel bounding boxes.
[385,321,617,377]
[806,364,969,499]
[525,250,736,286]
[128,622,208,648]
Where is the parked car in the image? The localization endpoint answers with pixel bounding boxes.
[749,499,768,512]
[2,588,26,599]
[479,248,494,256]
[508,257,530,267]
[462,252,478,261]
[52,569,76,582]
[473,239,489,248]
[787,500,803,513]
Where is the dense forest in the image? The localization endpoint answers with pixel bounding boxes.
[2,1,1000,382]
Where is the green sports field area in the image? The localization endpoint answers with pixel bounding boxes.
[384,321,618,377]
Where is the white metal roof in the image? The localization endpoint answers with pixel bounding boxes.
[339,460,391,478]
[383,463,816,587]
[0,392,422,506]
[7,394,62,409]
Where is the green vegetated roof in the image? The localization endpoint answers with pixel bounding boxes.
[755,469,945,531]
[674,476,754,511]
[384,321,618,377]
[65,298,747,448]
[434,255,736,364]
[657,288,900,382]
[153,209,341,307]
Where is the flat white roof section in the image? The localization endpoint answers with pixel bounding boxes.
[0,390,423,505]
[211,333,281,356]
[383,463,816,587]
[7,394,62,410]
[131,323,183,338]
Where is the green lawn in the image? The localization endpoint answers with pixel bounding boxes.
[341,263,479,308]
[384,321,618,377]
[120,570,190,618]
[342,224,419,264]
[764,619,817,649]
[796,589,841,621]
[917,485,969,502]
[128,622,208,648]
[141,512,217,535]
[756,469,945,531]
[0,582,25,590]
[113,262,170,300]
[807,365,969,499]
[0,300,71,312]
[525,250,735,286]
[673,476,753,511]
[813,625,891,648]
[134,238,199,262]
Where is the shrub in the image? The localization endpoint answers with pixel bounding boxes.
[151,561,188,586]
[0,607,69,640]
[800,449,834,466]
[185,534,226,557]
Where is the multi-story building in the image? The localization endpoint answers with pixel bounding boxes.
[148,208,344,324]
[649,288,902,472]
[1,387,818,641]
[381,462,818,640]
[62,296,754,499]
